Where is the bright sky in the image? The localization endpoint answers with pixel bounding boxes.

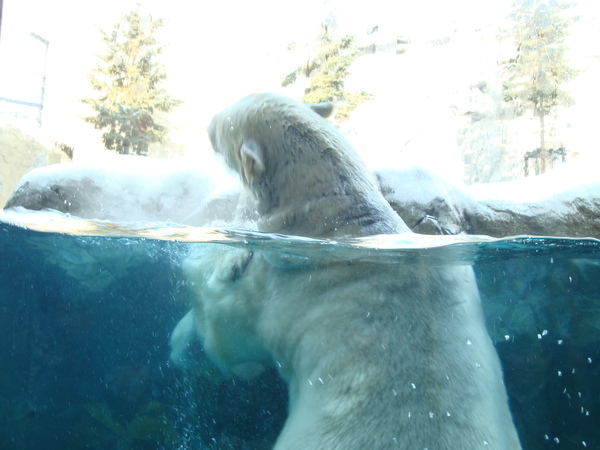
[0,0,512,100]
[0,0,509,138]
[1,0,598,181]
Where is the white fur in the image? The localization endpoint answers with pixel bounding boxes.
[170,93,521,449]
[208,93,411,238]
[169,309,197,368]
[176,245,521,449]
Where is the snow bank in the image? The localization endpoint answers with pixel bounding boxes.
[4,153,240,226]
[4,153,600,238]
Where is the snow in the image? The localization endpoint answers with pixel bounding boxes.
[6,151,240,225]
[3,145,600,239]
[374,166,473,210]
[465,153,600,203]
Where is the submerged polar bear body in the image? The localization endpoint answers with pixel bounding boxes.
[181,244,519,449]
[171,93,520,448]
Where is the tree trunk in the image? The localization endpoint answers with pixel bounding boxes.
[538,99,547,174]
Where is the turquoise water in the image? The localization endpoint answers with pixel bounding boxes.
[0,210,599,449]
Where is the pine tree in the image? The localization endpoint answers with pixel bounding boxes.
[82,9,182,155]
[502,0,578,175]
[282,25,371,121]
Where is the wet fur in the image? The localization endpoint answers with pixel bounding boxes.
[171,93,521,449]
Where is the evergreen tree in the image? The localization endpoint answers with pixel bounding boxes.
[282,25,371,121]
[82,9,182,155]
[502,0,578,175]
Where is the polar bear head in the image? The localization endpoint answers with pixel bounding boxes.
[207,93,337,192]
[207,93,408,237]
[182,244,272,378]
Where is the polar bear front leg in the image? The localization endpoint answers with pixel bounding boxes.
[169,310,198,369]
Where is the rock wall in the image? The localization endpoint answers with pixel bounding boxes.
[0,125,69,206]
[4,157,600,239]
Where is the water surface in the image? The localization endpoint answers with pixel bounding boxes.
[1,210,598,449]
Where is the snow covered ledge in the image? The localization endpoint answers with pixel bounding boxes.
[4,154,240,227]
[4,154,600,239]
[375,164,600,239]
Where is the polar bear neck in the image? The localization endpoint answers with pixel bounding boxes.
[255,181,407,238]
[249,115,410,238]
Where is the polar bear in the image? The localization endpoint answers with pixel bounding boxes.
[207,93,411,238]
[171,93,521,449]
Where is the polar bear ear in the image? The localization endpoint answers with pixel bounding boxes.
[240,139,265,182]
[308,101,336,119]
